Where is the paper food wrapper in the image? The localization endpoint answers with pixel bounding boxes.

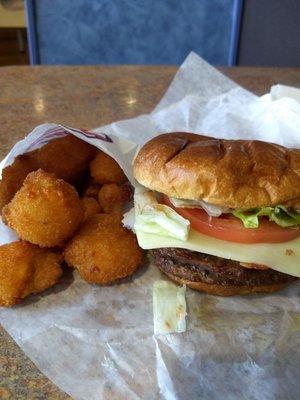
[0,53,300,400]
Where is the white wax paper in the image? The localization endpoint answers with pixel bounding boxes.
[0,52,300,400]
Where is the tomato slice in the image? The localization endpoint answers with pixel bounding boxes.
[162,195,300,244]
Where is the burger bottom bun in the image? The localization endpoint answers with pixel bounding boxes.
[159,268,291,296]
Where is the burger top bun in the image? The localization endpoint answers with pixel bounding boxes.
[133,132,300,209]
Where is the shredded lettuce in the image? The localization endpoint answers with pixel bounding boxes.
[135,204,190,240]
[134,187,190,240]
[153,281,186,335]
[170,197,227,216]
[169,196,300,229]
[231,206,300,229]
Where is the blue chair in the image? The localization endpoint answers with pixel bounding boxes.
[25,0,243,65]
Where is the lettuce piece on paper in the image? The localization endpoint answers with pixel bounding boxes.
[134,187,190,240]
[153,280,186,335]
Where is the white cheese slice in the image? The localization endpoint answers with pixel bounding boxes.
[136,228,300,278]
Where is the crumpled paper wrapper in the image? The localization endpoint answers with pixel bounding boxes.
[0,52,300,400]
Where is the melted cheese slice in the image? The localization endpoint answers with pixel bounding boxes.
[136,228,300,278]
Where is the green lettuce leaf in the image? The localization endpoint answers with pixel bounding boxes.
[232,209,260,228]
[231,206,300,229]
[270,206,300,227]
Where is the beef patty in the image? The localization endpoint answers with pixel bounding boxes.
[150,248,297,287]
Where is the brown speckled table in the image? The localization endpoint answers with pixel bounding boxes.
[0,65,300,399]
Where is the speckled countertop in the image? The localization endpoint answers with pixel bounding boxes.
[0,65,299,399]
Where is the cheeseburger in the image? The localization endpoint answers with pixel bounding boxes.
[133,132,300,296]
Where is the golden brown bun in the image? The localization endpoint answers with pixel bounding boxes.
[160,269,290,296]
[134,132,300,209]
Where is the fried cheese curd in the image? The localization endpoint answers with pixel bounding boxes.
[2,170,84,247]
[0,152,38,213]
[0,241,63,307]
[64,214,143,284]
[80,196,102,221]
[82,179,101,200]
[98,183,131,214]
[35,134,96,182]
[90,151,127,185]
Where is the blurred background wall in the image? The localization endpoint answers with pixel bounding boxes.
[26,0,241,65]
[238,0,300,67]
[0,0,299,67]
